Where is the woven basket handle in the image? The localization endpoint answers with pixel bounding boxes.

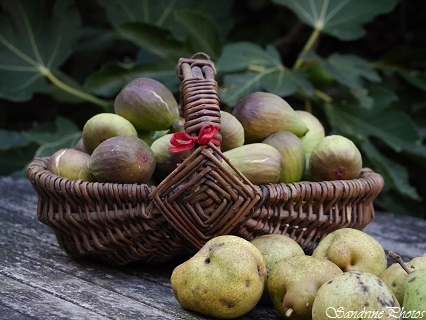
[176,53,222,149]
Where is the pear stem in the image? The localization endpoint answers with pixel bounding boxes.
[388,251,412,274]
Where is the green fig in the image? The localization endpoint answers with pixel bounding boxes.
[267,255,342,319]
[263,131,306,183]
[222,143,282,185]
[232,92,308,143]
[48,148,95,182]
[312,228,387,277]
[150,133,193,180]
[381,254,426,305]
[82,113,138,154]
[403,269,426,318]
[295,110,325,179]
[312,271,400,320]
[89,135,156,184]
[114,77,179,131]
[171,235,267,319]
[220,110,245,152]
[250,234,305,304]
[309,135,362,181]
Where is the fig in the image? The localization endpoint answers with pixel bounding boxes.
[137,129,169,146]
[150,133,193,180]
[82,113,138,154]
[222,143,282,185]
[48,148,95,182]
[232,92,308,143]
[114,77,179,131]
[89,135,156,184]
[219,110,245,152]
[74,137,87,153]
[309,135,362,181]
[295,110,325,179]
[263,131,305,183]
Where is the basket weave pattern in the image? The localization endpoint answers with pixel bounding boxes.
[27,54,384,265]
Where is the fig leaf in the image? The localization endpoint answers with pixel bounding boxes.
[0,0,81,101]
[273,0,399,40]
[217,42,314,106]
[324,87,421,152]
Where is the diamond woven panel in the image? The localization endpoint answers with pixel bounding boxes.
[150,143,262,248]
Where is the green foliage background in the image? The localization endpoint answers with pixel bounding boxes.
[1,0,425,218]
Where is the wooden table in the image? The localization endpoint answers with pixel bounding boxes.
[1,177,425,320]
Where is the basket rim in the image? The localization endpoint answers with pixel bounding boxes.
[27,156,384,194]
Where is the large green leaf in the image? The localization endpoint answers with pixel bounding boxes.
[118,22,192,62]
[273,0,399,40]
[323,87,421,152]
[217,42,314,106]
[174,10,222,60]
[96,0,233,39]
[0,0,81,101]
[84,60,180,97]
[360,139,421,201]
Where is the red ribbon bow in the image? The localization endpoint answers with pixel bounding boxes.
[169,125,220,152]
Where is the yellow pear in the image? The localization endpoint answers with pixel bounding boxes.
[267,255,342,319]
[312,271,399,320]
[312,228,387,276]
[250,234,305,304]
[381,254,426,305]
[170,235,266,319]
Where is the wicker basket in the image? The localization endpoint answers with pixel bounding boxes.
[26,54,384,265]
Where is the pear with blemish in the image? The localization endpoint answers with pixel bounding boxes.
[403,269,426,316]
[312,271,400,320]
[267,255,342,319]
[171,235,266,319]
[380,254,426,305]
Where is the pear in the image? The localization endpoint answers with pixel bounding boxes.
[380,254,426,305]
[170,235,267,319]
[267,255,342,319]
[403,269,426,317]
[312,271,400,320]
[250,234,305,304]
[312,228,387,276]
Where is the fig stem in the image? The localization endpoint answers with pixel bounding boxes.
[292,26,322,70]
[388,251,412,274]
[41,67,111,109]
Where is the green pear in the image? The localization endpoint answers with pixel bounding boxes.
[403,269,426,318]
[82,113,138,154]
[381,254,426,305]
[312,271,400,320]
[312,228,387,276]
[267,255,342,319]
[170,235,267,319]
[250,234,305,304]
